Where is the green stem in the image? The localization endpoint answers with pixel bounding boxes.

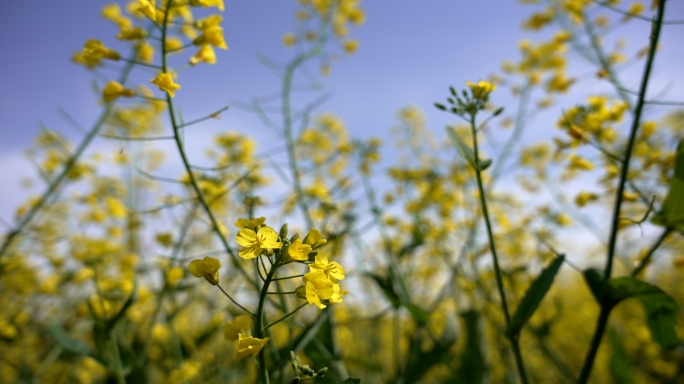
[469,113,529,384]
[577,2,666,382]
[256,260,279,384]
[281,21,329,229]
[631,228,671,276]
[159,0,257,289]
[263,302,307,331]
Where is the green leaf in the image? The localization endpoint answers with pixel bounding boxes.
[335,378,361,384]
[402,309,460,384]
[450,310,485,384]
[610,332,634,384]
[653,139,684,229]
[507,256,564,336]
[446,126,475,165]
[404,303,430,326]
[446,127,491,171]
[607,277,679,349]
[365,272,401,308]
[48,320,92,356]
[583,268,604,303]
[478,158,492,171]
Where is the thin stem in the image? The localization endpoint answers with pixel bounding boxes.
[469,113,529,384]
[159,0,257,289]
[578,2,666,383]
[179,105,230,128]
[631,228,671,276]
[256,261,279,384]
[271,274,304,281]
[263,302,307,331]
[217,284,256,317]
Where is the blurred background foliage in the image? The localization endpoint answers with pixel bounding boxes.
[0,0,683,383]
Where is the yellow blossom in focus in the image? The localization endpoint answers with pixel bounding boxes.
[466,80,496,100]
[188,256,222,285]
[236,334,269,359]
[234,217,266,230]
[102,81,136,103]
[288,238,312,261]
[236,227,282,259]
[304,228,327,248]
[150,73,181,97]
[308,254,345,283]
[223,315,253,340]
[301,273,334,309]
[73,39,121,69]
[189,45,216,65]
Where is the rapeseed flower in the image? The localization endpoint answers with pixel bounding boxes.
[288,238,311,261]
[236,334,269,359]
[188,256,222,285]
[236,226,282,259]
[150,73,181,97]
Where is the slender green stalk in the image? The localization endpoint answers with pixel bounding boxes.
[217,284,256,317]
[159,0,257,289]
[577,2,666,382]
[469,114,529,384]
[281,20,329,229]
[256,260,280,384]
[631,228,671,276]
[263,302,307,331]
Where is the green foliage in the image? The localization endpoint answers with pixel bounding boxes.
[507,255,564,336]
[653,139,684,230]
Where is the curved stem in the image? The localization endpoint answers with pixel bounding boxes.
[159,0,257,289]
[578,2,666,382]
[470,113,529,384]
[256,260,279,384]
[263,302,307,331]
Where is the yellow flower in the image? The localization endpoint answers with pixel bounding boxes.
[282,33,296,48]
[188,256,222,285]
[302,272,334,309]
[193,26,228,50]
[150,73,181,97]
[235,217,266,230]
[304,228,327,248]
[568,154,595,171]
[136,41,155,63]
[73,39,120,69]
[194,15,223,30]
[223,315,253,340]
[102,81,136,103]
[189,45,217,65]
[575,191,598,207]
[137,0,156,20]
[466,80,497,100]
[288,238,311,261]
[236,333,269,359]
[117,26,147,41]
[189,0,224,11]
[166,266,184,287]
[308,254,345,283]
[342,39,359,54]
[236,227,282,259]
[328,284,349,304]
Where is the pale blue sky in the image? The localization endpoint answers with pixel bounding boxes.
[1,1,683,234]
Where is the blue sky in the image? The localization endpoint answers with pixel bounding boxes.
[1,1,683,240]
